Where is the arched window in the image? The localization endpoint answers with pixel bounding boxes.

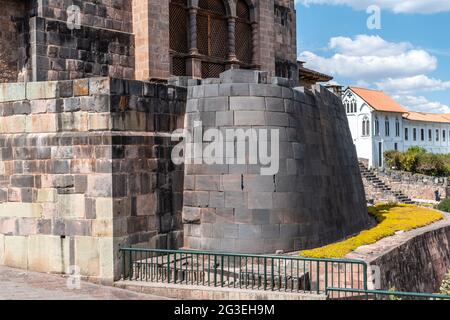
[352,101,357,113]
[169,0,189,76]
[362,116,370,137]
[346,102,349,113]
[385,117,390,136]
[198,0,229,78]
[235,0,253,65]
[374,116,380,135]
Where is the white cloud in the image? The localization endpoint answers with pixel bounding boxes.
[297,0,450,14]
[298,35,437,81]
[376,75,450,93]
[394,95,450,113]
[329,35,412,57]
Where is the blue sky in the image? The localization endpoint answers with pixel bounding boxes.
[295,0,450,113]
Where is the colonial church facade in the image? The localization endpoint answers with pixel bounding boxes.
[344,87,450,168]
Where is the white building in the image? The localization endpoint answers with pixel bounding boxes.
[343,87,450,168]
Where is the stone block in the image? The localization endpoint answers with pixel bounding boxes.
[199,97,229,111]
[65,220,92,236]
[73,79,89,96]
[220,69,267,84]
[56,194,85,218]
[87,175,112,197]
[89,77,110,95]
[0,83,26,102]
[234,111,265,126]
[195,175,220,191]
[219,83,250,96]
[0,218,17,235]
[1,115,26,133]
[265,112,289,126]
[266,98,285,112]
[183,207,201,224]
[27,235,69,273]
[98,238,114,280]
[0,203,43,218]
[225,191,247,209]
[203,84,219,97]
[280,224,299,239]
[243,175,275,192]
[4,236,28,269]
[0,234,4,264]
[88,113,111,131]
[26,114,58,132]
[216,111,234,126]
[26,81,59,100]
[209,192,225,208]
[262,224,280,239]
[230,97,265,111]
[75,236,100,277]
[248,192,273,209]
[238,224,262,240]
[92,219,113,237]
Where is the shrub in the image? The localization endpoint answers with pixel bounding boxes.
[399,152,419,172]
[299,204,443,258]
[440,270,450,295]
[416,153,445,176]
[384,150,401,169]
[437,198,450,213]
[384,147,450,176]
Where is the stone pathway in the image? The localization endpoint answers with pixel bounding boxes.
[0,265,169,300]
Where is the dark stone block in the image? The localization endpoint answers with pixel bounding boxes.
[112,174,127,197]
[52,219,66,236]
[85,198,96,219]
[11,175,35,188]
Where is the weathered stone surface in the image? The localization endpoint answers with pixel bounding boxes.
[4,236,28,269]
[184,80,370,253]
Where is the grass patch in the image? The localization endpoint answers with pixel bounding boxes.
[300,204,444,259]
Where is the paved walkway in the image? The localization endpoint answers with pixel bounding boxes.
[0,265,169,300]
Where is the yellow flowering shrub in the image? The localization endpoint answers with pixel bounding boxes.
[300,204,444,259]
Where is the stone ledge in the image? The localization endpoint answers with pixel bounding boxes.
[114,280,326,300]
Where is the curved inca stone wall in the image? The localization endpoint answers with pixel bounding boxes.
[183,70,371,253]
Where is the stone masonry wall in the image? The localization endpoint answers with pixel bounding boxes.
[348,214,450,293]
[0,0,26,83]
[183,70,371,253]
[0,78,185,281]
[29,16,135,81]
[37,0,133,33]
[0,0,135,82]
[374,168,447,202]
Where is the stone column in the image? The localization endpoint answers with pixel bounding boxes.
[227,17,237,62]
[186,6,202,78]
[188,7,198,55]
[251,22,259,66]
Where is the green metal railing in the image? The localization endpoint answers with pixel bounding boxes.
[120,248,368,296]
[326,288,450,300]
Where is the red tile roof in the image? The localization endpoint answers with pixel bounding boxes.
[350,87,408,113]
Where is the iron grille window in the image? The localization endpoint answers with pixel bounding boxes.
[169,0,188,76]
[197,0,228,59]
[236,0,253,64]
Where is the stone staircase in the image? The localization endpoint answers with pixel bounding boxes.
[358,162,414,204]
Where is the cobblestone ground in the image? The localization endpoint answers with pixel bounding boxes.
[0,265,169,300]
